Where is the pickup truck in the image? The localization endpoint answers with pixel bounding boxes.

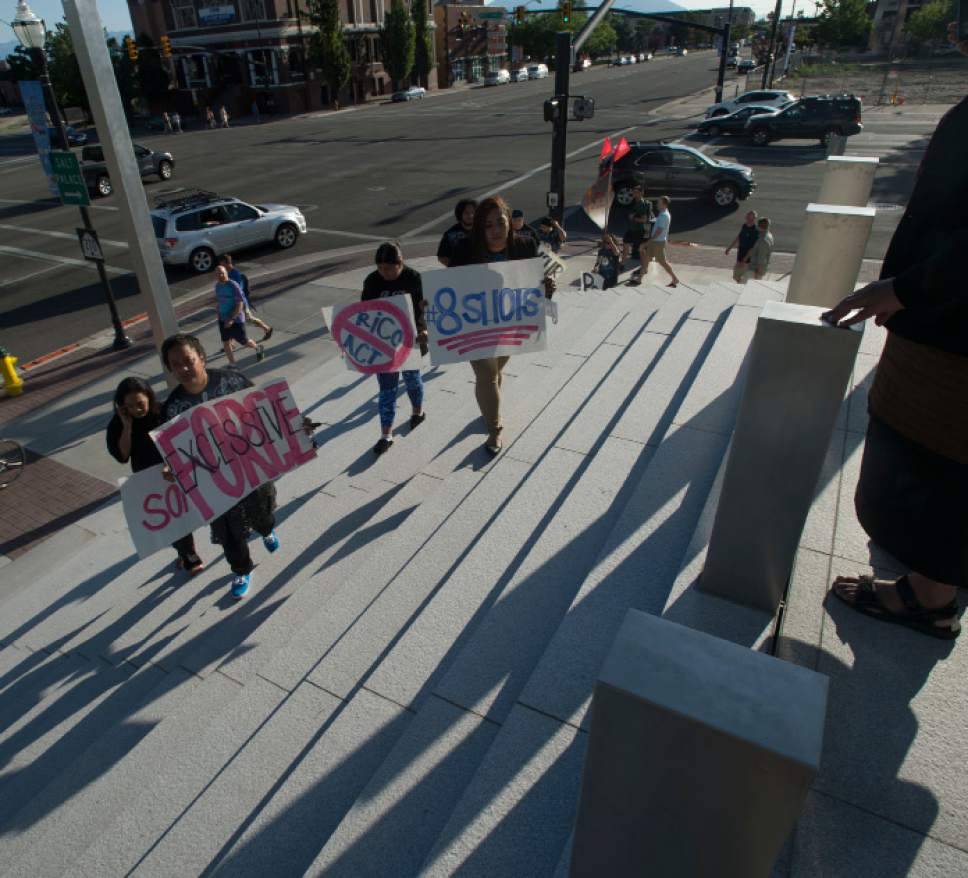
[80,143,175,198]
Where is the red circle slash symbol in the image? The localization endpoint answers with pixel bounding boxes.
[331,299,415,375]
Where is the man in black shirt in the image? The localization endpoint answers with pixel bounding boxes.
[361,242,429,455]
[437,198,477,266]
[511,209,539,246]
[725,210,759,283]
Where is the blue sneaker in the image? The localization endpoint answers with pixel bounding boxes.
[230,573,250,599]
[263,531,280,553]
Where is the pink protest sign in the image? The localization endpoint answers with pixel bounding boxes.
[322,295,422,374]
[120,378,315,557]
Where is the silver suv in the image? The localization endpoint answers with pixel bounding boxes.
[150,190,307,273]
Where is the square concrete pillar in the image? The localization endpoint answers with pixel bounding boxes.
[699,302,861,612]
[786,204,875,310]
[570,609,827,878]
[816,156,879,208]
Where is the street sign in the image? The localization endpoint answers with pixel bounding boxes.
[51,151,91,207]
[77,227,104,262]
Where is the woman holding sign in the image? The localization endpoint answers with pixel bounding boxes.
[159,334,283,600]
[362,242,429,455]
[106,377,204,576]
[450,196,556,455]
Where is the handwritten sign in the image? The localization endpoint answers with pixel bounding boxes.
[421,259,548,366]
[119,378,315,557]
[120,465,208,558]
[322,295,422,374]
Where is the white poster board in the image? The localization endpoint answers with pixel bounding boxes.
[421,258,549,366]
[120,378,315,557]
[322,295,423,373]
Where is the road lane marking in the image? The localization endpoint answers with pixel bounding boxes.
[0,223,128,248]
[0,263,62,286]
[401,125,639,240]
[306,227,386,241]
[0,245,127,275]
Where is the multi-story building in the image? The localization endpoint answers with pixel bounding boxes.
[434,4,508,86]
[127,0,436,117]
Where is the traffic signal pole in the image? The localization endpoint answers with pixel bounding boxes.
[548,30,571,225]
[762,0,783,88]
[62,0,180,360]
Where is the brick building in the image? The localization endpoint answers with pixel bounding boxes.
[434,4,508,87]
[127,0,436,117]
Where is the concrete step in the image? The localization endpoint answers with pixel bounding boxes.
[300,293,728,875]
[412,293,764,873]
[70,677,404,878]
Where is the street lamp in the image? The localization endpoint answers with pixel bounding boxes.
[12,0,132,351]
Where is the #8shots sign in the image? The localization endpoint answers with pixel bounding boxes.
[322,295,423,374]
[120,378,316,557]
[421,258,548,366]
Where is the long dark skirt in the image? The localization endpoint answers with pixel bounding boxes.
[855,415,968,588]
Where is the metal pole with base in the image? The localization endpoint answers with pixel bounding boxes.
[57,0,180,356]
[548,30,571,225]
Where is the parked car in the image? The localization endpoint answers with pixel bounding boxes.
[0,107,17,116]
[575,57,592,70]
[705,88,796,117]
[48,125,87,146]
[737,58,757,73]
[611,57,626,66]
[696,104,783,137]
[746,94,863,145]
[638,52,653,61]
[511,67,530,81]
[80,143,174,198]
[726,54,740,68]
[151,190,307,273]
[391,86,426,102]
[601,142,755,208]
[676,47,688,56]
[527,63,549,79]
[485,69,511,85]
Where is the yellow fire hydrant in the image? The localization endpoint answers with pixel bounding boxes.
[0,346,24,397]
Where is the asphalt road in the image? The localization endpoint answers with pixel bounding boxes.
[0,51,934,361]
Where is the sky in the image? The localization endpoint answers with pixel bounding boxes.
[0,0,786,49]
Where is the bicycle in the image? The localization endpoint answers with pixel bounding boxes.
[0,438,25,488]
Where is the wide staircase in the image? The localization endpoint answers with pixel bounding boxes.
[0,261,855,876]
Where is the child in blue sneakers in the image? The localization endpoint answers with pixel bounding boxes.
[159,333,302,599]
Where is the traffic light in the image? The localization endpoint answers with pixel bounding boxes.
[515,5,526,23]
[160,34,172,59]
[124,36,138,61]
[562,1,572,23]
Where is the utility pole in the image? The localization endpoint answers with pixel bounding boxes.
[61,0,180,357]
[762,0,783,88]
[548,29,571,225]
[714,0,733,104]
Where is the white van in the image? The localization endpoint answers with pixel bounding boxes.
[527,63,549,79]
[485,69,511,85]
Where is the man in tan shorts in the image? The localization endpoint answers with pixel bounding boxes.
[630,195,679,288]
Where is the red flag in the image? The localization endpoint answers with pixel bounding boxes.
[613,137,631,163]
[599,136,613,163]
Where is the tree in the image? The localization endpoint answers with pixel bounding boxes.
[612,13,637,52]
[307,0,351,108]
[905,0,953,45]
[2,45,41,82]
[585,19,617,57]
[634,19,657,51]
[46,22,88,111]
[137,33,171,106]
[813,0,872,48]
[382,0,415,90]
[412,0,433,87]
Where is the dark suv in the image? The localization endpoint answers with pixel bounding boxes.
[746,94,863,146]
[602,142,756,208]
[80,143,174,198]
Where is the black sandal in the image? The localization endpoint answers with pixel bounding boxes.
[831,574,961,640]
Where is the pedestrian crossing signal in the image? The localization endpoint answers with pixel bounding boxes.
[160,35,172,59]
[562,1,572,22]
[124,36,138,61]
